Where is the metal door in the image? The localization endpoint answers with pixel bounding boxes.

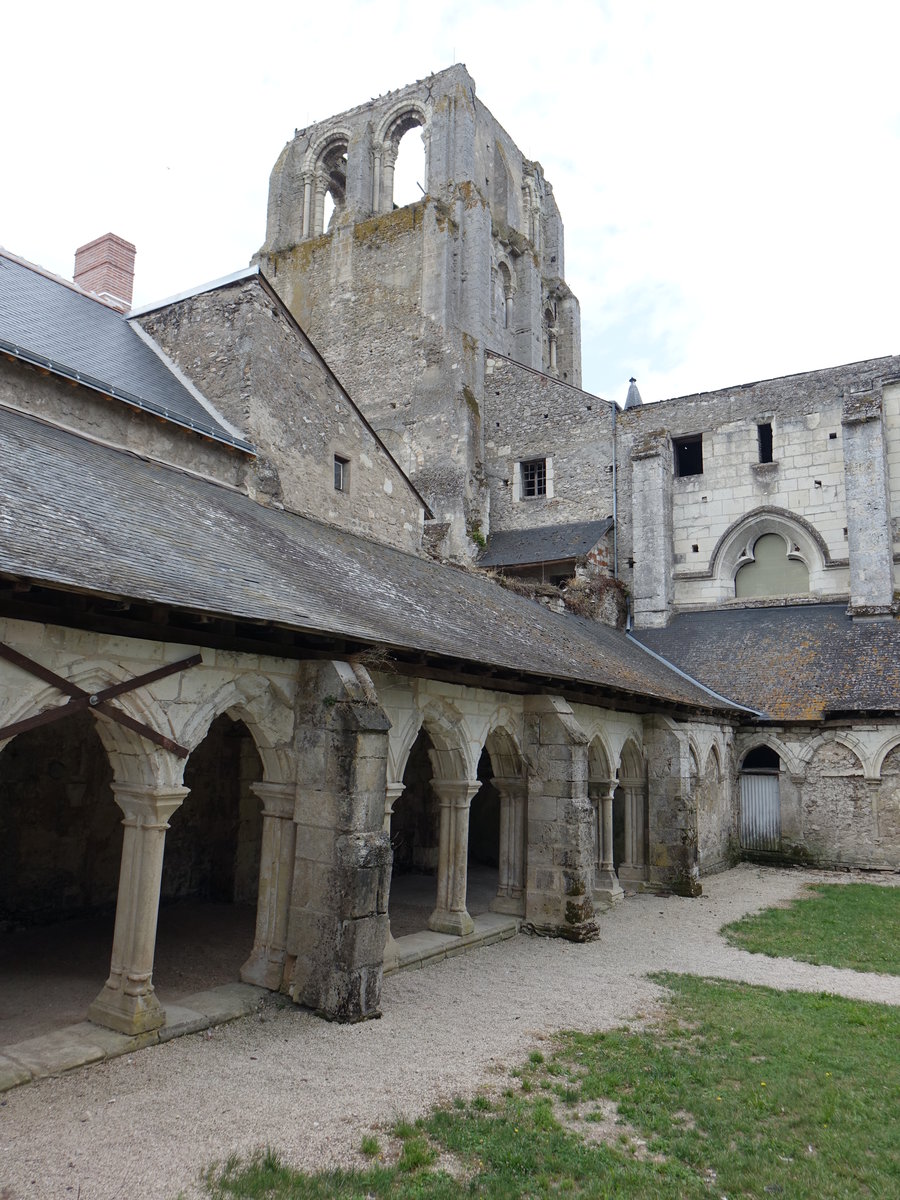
[740,772,781,852]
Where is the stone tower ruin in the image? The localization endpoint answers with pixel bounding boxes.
[258,64,581,555]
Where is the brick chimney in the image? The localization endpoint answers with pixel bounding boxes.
[73,233,136,312]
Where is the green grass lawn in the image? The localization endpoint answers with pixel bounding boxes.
[722,882,900,975]
[198,974,900,1199]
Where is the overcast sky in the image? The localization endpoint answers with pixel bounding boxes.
[4,1,898,404]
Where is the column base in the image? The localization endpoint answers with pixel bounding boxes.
[428,907,475,936]
[617,865,648,887]
[490,894,526,916]
[240,947,287,991]
[593,870,624,908]
[88,982,165,1035]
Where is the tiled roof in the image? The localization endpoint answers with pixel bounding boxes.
[633,606,900,720]
[0,251,253,452]
[0,408,732,714]
[479,519,613,568]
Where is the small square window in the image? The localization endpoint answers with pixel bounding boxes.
[674,434,703,477]
[334,454,350,492]
[521,458,547,498]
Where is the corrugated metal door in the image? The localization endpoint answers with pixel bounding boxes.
[740,773,781,852]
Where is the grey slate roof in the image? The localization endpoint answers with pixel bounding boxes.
[0,252,253,452]
[0,408,732,714]
[633,606,900,720]
[479,520,613,568]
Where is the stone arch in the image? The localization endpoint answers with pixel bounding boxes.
[471,720,527,917]
[0,658,180,788]
[706,741,724,783]
[710,508,832,596]
[869,732,900,780]
[799,731,867,778]
[419,696,474,781]
[174,674,295,788]
[735,731,799,778]
[497,260,514,328]
[304,129,351,236]
[587,731,614,783]
[375,102,429,211]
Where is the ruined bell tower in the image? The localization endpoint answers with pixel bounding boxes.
[259,64,581,555]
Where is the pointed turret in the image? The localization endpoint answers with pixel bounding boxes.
[624,376,643,410]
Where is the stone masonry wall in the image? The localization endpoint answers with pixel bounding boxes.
[136,276,424,553]
[0,359,244,490]
[617,356,900,611]
[483,353,614,535]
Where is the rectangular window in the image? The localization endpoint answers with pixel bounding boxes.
[674,434,703,477]
[521,458,547,498]
[333,454,350,492]
[757,422,773,463]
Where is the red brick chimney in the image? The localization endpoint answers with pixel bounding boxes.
[73,233,136,312]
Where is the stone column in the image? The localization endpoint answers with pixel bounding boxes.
[842,386,896,618]
[429,779,479,935]
[491,777,526,916]
[88,784,188,1035]
[313,173,328,237]
[522,695,598,941]
[382,781,406,970]
[301,172,313,240]
[594,779,623,902]
[380,145,398,213]
[372,145,383,213]
[631,430,674,629]
[240,782,297,990]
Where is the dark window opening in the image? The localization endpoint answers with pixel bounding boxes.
[674,434,703,477]
[334,454,350,492]
[757,422,773,463]
[521,458,547,498]
[742,745,780,772]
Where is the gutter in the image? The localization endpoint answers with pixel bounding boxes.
[625,631,764,717]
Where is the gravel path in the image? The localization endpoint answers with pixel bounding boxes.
[2,864,897,1200]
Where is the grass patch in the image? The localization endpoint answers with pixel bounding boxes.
[722,882,900,974]
[199,975,899,1198]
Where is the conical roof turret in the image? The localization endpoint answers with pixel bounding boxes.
[624,376,643,409]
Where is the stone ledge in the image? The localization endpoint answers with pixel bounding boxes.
[0,982,269,1094]
[384,912,520,974]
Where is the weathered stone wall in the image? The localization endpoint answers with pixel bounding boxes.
[618,356,900,619]
[136,276,424,553]
[736,725,900,870]
[0,359,244,489]
[483,353,613,535]
[259,65,582,554]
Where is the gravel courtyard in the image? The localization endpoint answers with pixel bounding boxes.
[2,864,897,1200]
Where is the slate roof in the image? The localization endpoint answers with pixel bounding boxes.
[633,606,900,720]
[0,251,253,452]
[479,519,613,568]
[0,408,733,714]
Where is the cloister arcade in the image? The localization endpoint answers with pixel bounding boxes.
[0,618,735,1047]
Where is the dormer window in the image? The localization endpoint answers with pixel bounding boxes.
[333,454,350,492]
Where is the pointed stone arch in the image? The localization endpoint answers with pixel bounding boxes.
[615,737,647,884]
[709,507,833,597]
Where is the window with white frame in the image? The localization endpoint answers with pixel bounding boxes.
[512,456,553,502]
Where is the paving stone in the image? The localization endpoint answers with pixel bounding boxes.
[0,1053,32,1092]
[157,1005,208,1042]
[4,1028,105,1078]
[177,983,266,1024]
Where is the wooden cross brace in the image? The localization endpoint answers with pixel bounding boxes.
[0,643,202,757]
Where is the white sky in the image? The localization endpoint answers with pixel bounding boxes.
[3,1,898,404]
